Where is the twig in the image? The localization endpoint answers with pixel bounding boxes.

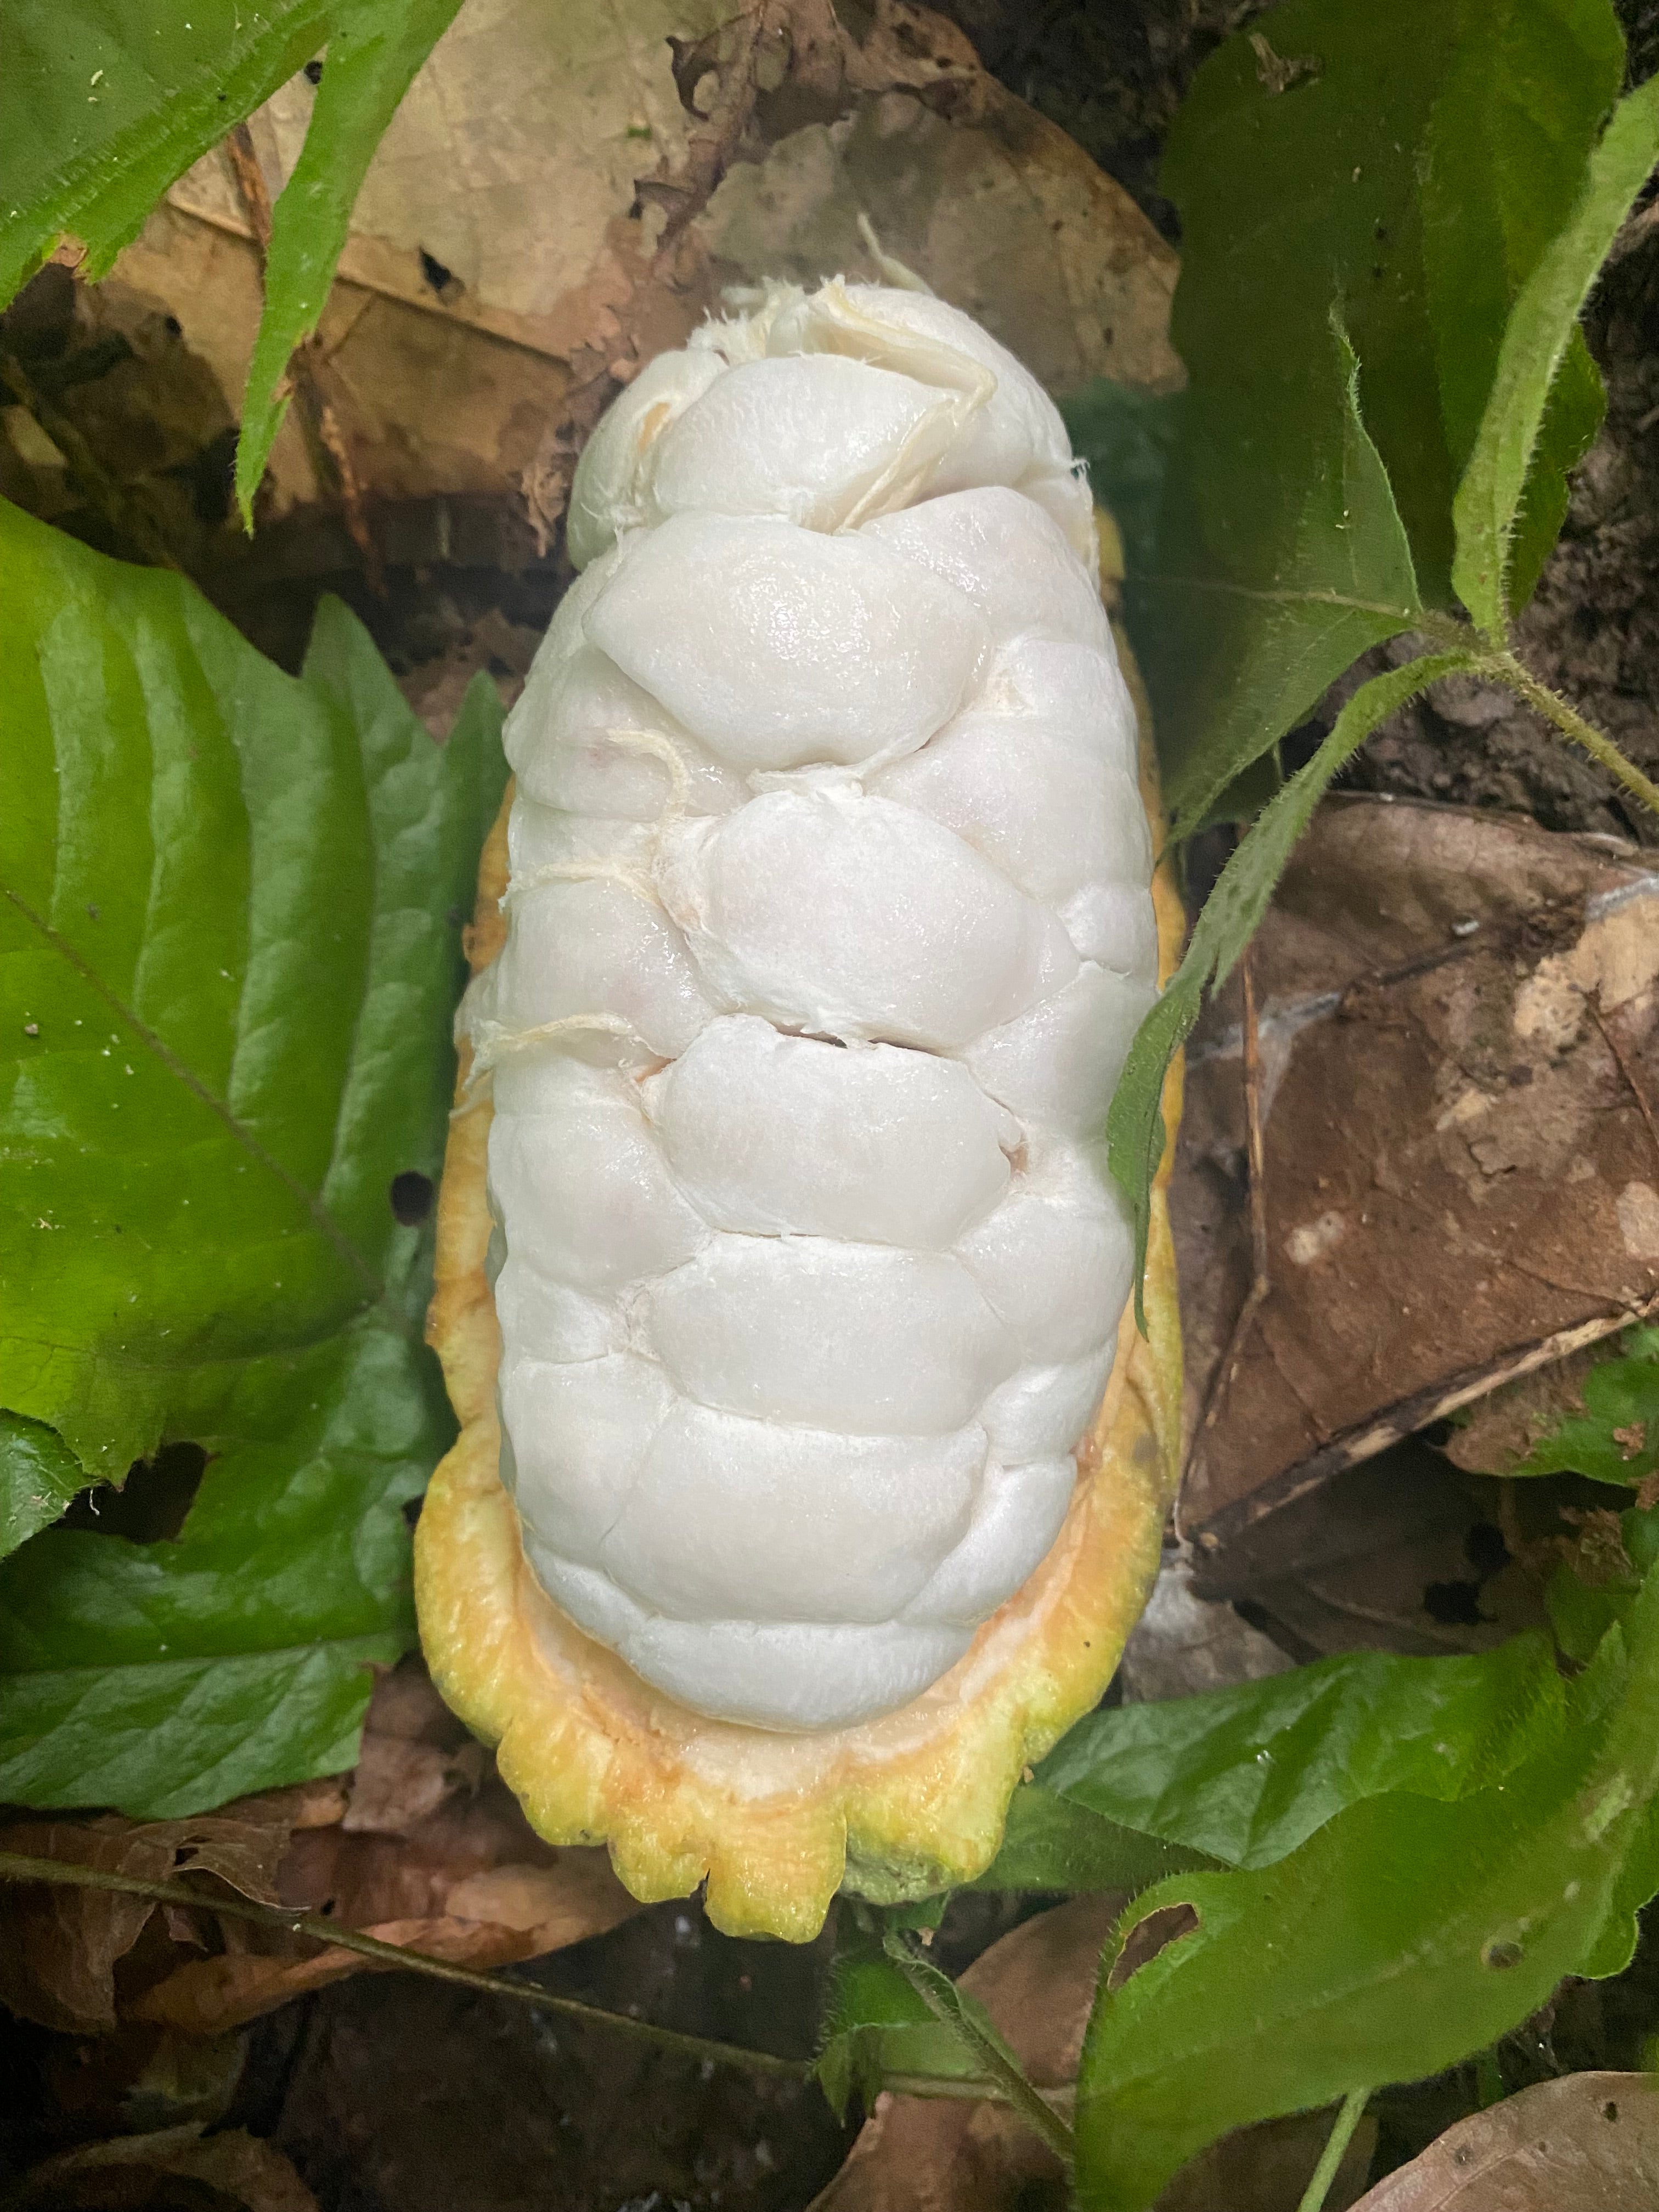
[0,1849,1026,2114]
[225,123,382,588]
[1297,2089,1371,2212]
[0,1849,802,2083]
[1194,943,1273,1448]
[224,124,275,255]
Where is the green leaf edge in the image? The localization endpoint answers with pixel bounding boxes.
[1452,72,1659,636]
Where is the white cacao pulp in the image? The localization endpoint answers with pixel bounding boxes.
[462,278,1155,1733]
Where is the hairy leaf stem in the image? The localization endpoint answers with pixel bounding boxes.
[1411,612,1659,817]
[886,1932,1076,2165]
[1489,651,1659,819]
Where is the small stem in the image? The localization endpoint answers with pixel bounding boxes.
[888,1937,1075,2167]
[1489,651,1659,819]
[1297,2088,1371,2212]
[0,1850,804,2084]
[883,2073,1010,2103]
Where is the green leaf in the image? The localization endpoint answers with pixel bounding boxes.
[1452,71,1659,635]
[815,1935,986,2121]
[0,0,463,529]
[1074,1568,1659,2210]
[0,496,504,1805]
[233,0,465,524]
[1,495,500,1476]
[1034,1634,1565,1871]
[1058,383,1181,582]
[972,1781,1221,1894]
[1504,326,1605,616]
[0,1317,441,1815]
[1514,1324,1659,1487]
[1147,0,1624,814]
[0,1410,87,1559]
[883,1932,1074,2163]
[1108,647,1474,1300]
[1547,1502,1659,1664]
[0,1,332,308]
[1146,318,1422,833]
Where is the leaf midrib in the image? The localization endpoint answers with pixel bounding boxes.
[3,878,381,1302]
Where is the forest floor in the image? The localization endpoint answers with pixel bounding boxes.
[4,5,1659,2210]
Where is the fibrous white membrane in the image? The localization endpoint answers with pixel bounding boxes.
[466,276,1153,1732]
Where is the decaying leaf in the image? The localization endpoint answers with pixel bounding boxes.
[1174,794,1659,1552]
[9,2125,319,2212]
[0,1662,643,2040]
[1350,2070,1659,2210]
[77,0,1175,546]
[1181,1437,1549,1664]
[0,1805,293,2033]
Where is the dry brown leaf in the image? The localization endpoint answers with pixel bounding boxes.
[0,1663,643,2040]
[1350,2072,1659,2209]
[1175,797,1659,1553]
[10,2124,319,2212]
[132,1663,642,2036]
[808,1897,1374,2211]
[81,0,1174,556]
[0,1803,294,2033]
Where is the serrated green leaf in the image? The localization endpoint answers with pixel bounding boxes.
[1453,71,1659,635]
[0,1409,87,1559]
[972,1781,1221,1894]
[1074,1565,1659,2211]
[233,0,464,525]
[0,1,332,308]
[0,1315,441,1814]
[0,496,504,1802]
[1147,0,1623,816]
[1108,647,1474,1302]
[1034,1634,1565,1871]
